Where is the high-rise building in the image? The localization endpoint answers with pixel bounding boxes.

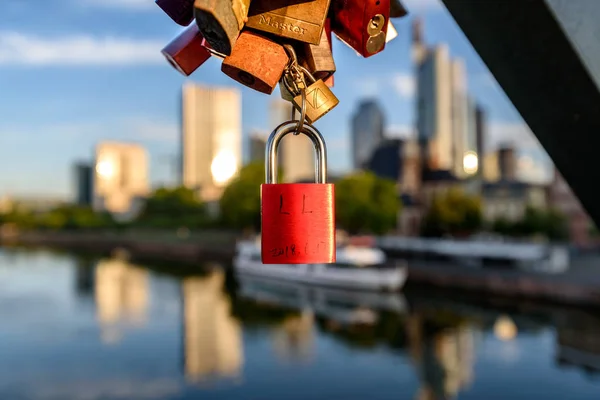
[416,44,453,171]
[414,19,470,176]
[248,130,267,164]
[475,105,486,178]
[451,59,468,178]
[270,99,314,183]
[93,142,149,218]
[180,83,242,202]
[351,99,385,170]
[74,162,93,206]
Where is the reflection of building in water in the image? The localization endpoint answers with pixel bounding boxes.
[493,315,518,341]
[182,271,243,383]
[407,315,476,400]
[75,258,95,297]
[272,310,315,363]
[94,259,149,343]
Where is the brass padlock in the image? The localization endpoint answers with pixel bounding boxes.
[222,30,289,94]
[292,68,339,124]
[194,0,251,55]
[245,0,331,45]
[299,18,335,81]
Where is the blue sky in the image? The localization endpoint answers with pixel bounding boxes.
[0,0,551,199]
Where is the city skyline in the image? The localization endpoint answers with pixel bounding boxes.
[0,0,551,199]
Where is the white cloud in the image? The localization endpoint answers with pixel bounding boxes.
[0,118,178,144]
[80,0,155,10]
[0,32,164,66]
[358,72,415,99]
[392,73,416,98]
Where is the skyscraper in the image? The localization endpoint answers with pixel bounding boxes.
[74,162,93,206]
[180,83,242,202]
[270,99,314,183]
[351,99,385,170]
[475,104,486,178]
[414,19,470,176]
[416,44,453,171]
[93,142,149,218]
[248,130,267,164]
[451,59,469,178]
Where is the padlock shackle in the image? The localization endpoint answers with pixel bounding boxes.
[265,121,327,184]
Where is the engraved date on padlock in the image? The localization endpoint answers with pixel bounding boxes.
[292,79,339,124]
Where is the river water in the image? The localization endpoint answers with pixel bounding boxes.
[1,248,599,400]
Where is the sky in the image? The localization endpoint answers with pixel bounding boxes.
[0,0,553,200]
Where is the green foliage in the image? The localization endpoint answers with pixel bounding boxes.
[135,186,207,229]
[491,206,569,241]
[335,171,400,235]
[1,205,115,231]
[421,188,483,237]
[219,163,268,231]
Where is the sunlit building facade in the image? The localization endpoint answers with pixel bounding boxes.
[180,83,242,202]
[93,142,149,219]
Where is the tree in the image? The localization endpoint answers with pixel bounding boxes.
[136,186,207,228]
[335,172,400,235]
[219,163,267,231]
[543,208,569,241]
[421,188,483,237]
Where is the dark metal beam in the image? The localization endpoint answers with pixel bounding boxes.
[441,0,600,226]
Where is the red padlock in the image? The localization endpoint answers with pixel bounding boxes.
[261,121,336,264]
[155,0,195,26]
[161,24,212,76]
[329,0,390,58]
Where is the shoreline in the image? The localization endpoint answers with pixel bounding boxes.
[2,230,600,308]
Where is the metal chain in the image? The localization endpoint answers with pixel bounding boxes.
[281,45,307,135]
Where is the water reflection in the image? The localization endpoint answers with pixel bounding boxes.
[1,250,600,400]
[182,271,243,383]
[95,259,149,343]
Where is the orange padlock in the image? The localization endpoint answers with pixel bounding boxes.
[261,120,336,264]
[221,30,289,94]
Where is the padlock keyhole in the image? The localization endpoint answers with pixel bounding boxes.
[238,71,256,86]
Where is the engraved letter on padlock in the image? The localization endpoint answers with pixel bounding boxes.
[246,0,332,45]
[261,121,336,264]
[222,30,289,94]
[194,0,251,55]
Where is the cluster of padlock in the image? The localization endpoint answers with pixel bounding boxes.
[158,0,408,123]
[157,0,408,264]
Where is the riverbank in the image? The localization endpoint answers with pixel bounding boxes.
[3,230,600,308]
[0,229,239,263]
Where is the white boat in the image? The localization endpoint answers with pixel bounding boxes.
[233,238,408,292]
